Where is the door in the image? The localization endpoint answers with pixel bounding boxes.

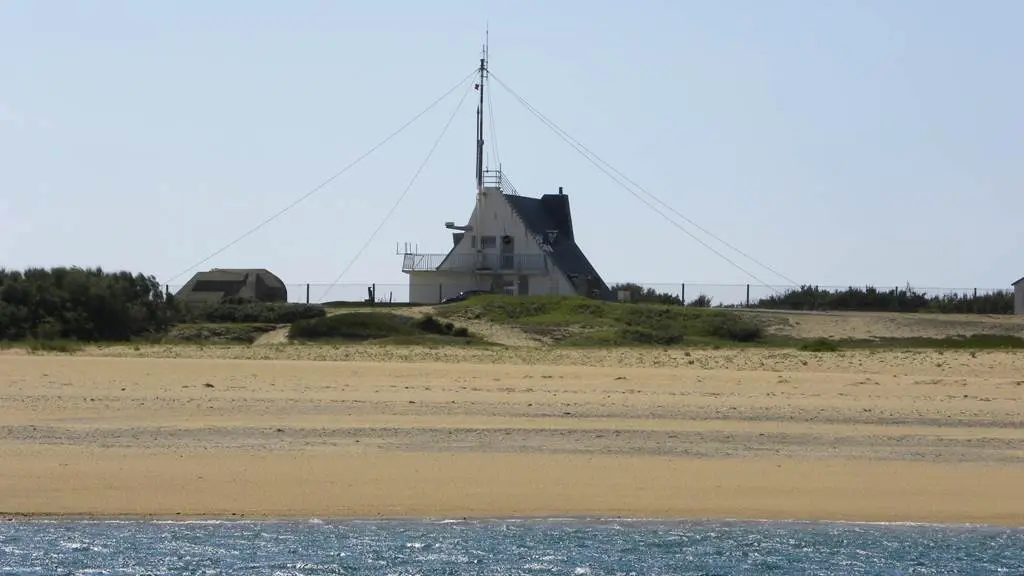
[518,275,530,295]
[500,235,514,270]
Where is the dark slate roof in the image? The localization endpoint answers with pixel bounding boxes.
[504,193,613,300]
[1014,276,1024,286]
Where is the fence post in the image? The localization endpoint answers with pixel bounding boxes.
[164,284,169,296]
[681,283,686,306]
[973,288,977,299]
[306,283,310,304]
[746,284,750,308]
[438,284,443,304]
[372,283,376,306]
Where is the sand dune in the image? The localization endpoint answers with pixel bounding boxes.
[1,348,1022,524]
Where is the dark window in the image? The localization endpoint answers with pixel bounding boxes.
[192,280,243,294]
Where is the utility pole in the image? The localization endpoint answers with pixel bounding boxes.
[473,34,488,279]
[475,37,487,193]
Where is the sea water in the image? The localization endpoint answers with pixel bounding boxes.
[1,518,1021,575]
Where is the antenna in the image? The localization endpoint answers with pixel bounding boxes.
[475,32,488,192]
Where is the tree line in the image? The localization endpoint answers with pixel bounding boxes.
[0,267,173,341]
[0,267,325,342]
[610,282,1014,314]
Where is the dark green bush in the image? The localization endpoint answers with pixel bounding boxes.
[415,315,469,337]
[183,297,325,324]
[289,312,470,341]
[609,282,682,305]
[703,314,763,342]
[0,267,172,341]
[756,285,1013,314]
[799,338,841,352]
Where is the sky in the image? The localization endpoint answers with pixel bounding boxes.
[2,1,1022,302]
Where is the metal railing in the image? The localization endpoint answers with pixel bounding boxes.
[482,169,520,196]
[162,281,1018,310]
[401,252,548,274]
[401,253,446,271]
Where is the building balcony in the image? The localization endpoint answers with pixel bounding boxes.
[402,252,548,274]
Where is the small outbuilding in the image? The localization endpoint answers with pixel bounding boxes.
[1014,277,1024,316]
[175,268,287,306]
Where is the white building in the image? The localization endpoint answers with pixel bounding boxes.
[399,51,611,305]
[1014,277,1024,315]
[400,172,611,304]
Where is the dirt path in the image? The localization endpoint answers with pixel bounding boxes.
[360,305,548,347]
[252,326,290,346]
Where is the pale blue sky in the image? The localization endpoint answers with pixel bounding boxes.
[2,1,1021,302]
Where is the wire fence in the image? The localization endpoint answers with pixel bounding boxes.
[161,281,1015,308]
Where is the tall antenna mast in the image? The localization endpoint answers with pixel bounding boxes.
[475,32,488,192]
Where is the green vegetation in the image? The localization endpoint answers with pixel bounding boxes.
[798,338,841,352]
[803,334,1024,351]
[437,294,764,347]
[754,285,1013,314]
[164,323,280,344]
[2,267,1018,352]
[0,267,323,348]
[0,267,173,341]
[612,282,1014,314]
[179,296,325,324]
[289,311,472,343]
[322,301,426,310]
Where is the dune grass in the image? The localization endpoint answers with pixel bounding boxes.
[435,295,1024,351]
[435,295,765,347]
[800,334,1024,351]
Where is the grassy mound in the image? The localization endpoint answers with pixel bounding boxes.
[165,323,280,344]
[436,295,764,347]
[181,298,326,324]
[288,312,471,343]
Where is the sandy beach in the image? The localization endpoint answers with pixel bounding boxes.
[2,346,1022,525]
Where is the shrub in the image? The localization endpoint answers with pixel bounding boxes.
[687,294,713,308]
[166,323,279,344]
[703,314,763,342]
[609,282,682,305]
[755,284,1013,314]
[414,315,469,337]
[0,267,172,341]
[799,338,840,352]
[182,297,325,324]
[289,312,470,342]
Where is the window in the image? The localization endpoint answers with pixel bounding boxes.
[192,280,243,294]
[480,235,497,249]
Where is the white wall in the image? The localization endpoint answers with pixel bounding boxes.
[408,271,486,304]
[1015,283,1024,315]
[438,187,575,296]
